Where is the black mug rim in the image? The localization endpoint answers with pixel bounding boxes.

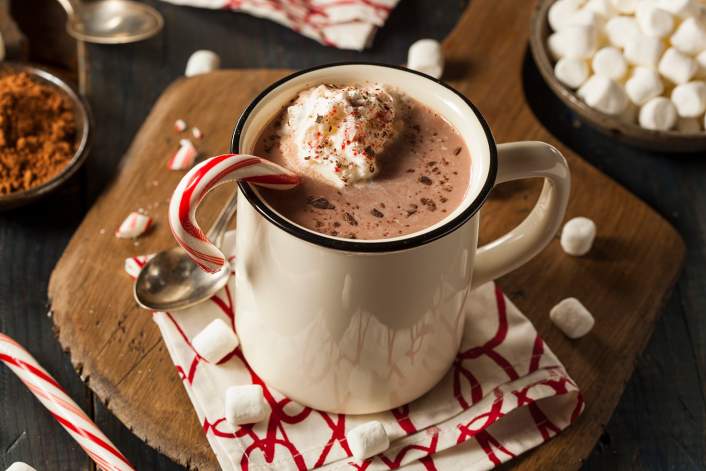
[231,62,498,253]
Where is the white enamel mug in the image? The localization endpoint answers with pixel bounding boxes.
[173,63,570,414]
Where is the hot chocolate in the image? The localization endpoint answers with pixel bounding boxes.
[255,84,471,240]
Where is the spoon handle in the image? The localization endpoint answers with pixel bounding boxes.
[206,190,238,249]
[56,0,78,16]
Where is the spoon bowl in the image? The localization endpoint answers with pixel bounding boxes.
[134,189,238,311]
[134,247,231,312]
[67,0,163,44]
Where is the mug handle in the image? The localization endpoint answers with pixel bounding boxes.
[471,141,571,289]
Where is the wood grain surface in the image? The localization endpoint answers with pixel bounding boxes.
[47,1,685,470]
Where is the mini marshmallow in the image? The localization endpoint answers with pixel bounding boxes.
[592,46,628,80]
[225,384,269,426]
[192,127,204,139]
[639,96,678,130]
[185,50,221,77]
[167,138,198,170]
[605,16,640,49]
[677,117,702,132]
[696,50,706,78]
[560,216,596,256]
[548,33,565,60]
[549,25,598,59]
[624,33,665,68]
[578,75,629,114]
[115,212,152,239]
[635,2,674,37]
[555,57,590,88]
[565,9,605,29]
[626,66,664,105]
[671,81,706,117]
[657,0,697,18]
[609,0,637,14]
[406,39,444,79]
[346,421,390,461]
[549,0,584,31]
[192,318,239,363]
[585,0,617,18]
[550,298,595,339]
[658,47,697,85]
[671,17,706,55]
[174,119,187,132]
[5,463,37,471]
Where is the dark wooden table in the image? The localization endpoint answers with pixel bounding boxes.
[1,1,704,469]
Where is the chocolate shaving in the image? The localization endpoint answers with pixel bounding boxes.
[454,146,462,155]
[371,208,384,218]
[421,198,437,211]
[307,196,335,209]
[418,175,432,185]
[343,212,358,226]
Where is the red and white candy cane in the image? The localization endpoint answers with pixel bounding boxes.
[169,153,300,273]
[0,333,134,471]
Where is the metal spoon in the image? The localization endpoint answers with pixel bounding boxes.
[134,192,238,311]
[57,0,163,44]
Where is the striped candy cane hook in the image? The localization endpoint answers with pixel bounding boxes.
[169,153,300,273]
[0,333,135,471]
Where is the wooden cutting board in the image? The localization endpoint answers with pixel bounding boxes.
[48,1,685,469]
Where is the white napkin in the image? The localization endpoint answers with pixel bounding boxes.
[126,231,583,470]
[158,0,401,50]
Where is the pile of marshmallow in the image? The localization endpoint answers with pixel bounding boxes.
[548,0,706,132]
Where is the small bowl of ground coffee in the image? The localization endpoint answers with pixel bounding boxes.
[0,63,91,210]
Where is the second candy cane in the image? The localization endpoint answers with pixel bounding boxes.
[0,333,135,471]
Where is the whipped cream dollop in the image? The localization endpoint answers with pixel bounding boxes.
[283,84,397,187]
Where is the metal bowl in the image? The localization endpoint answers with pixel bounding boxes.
[0,63,92,210]
[529,0,706,153]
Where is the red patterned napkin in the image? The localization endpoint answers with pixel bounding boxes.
[126,231,584,470]
[159,0,401,50]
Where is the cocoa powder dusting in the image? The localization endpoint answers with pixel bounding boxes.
[0,72,77,195]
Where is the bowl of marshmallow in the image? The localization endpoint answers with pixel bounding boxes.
[530,0,706,152]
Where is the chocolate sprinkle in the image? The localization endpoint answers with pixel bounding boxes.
[343,212,358,226]
[307,196,335,209]
[418,175,432,185]
[421,197,437,211]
